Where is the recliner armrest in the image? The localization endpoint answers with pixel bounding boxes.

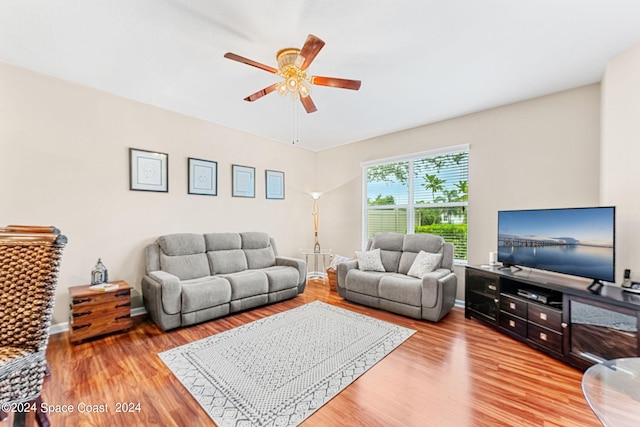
[275,256,307,285]
[337,259,359,289]
[147,270,181,315]
[421,269,457,309]
[420,269,451,285]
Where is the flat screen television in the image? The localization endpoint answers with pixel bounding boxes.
[497,206,615,285]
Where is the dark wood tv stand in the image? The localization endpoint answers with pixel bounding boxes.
[465,265,640,370]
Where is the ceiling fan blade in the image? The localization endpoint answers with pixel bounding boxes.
[310,76,361,91]
[244,83,278,102]
[224,52,277,74]
[295,34,325,71]
[300,95,318,114]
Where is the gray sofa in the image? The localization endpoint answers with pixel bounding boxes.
[142,232,306,331]
[337,232,457,321]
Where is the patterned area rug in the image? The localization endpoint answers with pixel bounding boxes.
[159,301,415,427]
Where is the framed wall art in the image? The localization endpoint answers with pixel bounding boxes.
[232,164,255,198]
[188,158,218,196]
[265,170,285,200]
[129,148,168,192]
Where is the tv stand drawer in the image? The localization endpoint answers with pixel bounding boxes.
[528,323,562,353]
[499,312,527,338]
[528,303,562,333]
[500,294,528,319]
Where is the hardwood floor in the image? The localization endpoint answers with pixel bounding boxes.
[4,280,600,426]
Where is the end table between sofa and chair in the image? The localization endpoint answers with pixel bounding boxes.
[300,249,332,279]
[68,280,133,343]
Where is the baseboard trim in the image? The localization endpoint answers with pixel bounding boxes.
[51,302,463,336]
[50,306,147,335]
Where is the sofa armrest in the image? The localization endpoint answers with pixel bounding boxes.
[147,270,182,315]
[421,269,457,309]
[337,259,359,297]
[275,256,307,285]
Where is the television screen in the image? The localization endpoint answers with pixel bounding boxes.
[498,207,615,283]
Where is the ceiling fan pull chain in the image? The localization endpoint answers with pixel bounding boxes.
[292,99,300,144]
[291,99,296,144]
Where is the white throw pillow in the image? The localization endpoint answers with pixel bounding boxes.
[356,248,386,272]
[407,251,442,278]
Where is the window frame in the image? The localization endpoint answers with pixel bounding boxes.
[362,144,469,263]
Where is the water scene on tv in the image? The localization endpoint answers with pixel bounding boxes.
[498,208,615,281]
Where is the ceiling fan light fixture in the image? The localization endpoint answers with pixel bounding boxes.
[275,53,311,99]
[299,80,311,98]
[224,34,360,113]
[276,81,288,96]
[276,48,299,69]
[286,76,299,91]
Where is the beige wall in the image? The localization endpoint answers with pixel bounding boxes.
[317,85,602,299]
[601,44,640,282]
[0,62,317,324]
[0,58,616,323]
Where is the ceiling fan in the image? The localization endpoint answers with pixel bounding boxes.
[224,34,361,113]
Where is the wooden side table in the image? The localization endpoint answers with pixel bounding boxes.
[326,267,337,291]
[69,280,133,343]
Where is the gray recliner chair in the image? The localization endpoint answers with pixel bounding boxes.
[337,232,457,321]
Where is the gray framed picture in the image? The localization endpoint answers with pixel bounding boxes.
[129,148,168,192]
[188,158,217,196]
[232,164,255,198]
[265,170,285,200]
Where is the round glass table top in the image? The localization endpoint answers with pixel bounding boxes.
[582,358,640,427]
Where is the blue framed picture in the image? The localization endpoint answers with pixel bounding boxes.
[265,170,285,200]
[188,158,217,196]
[129,148,168,192]
[232,164,255,198]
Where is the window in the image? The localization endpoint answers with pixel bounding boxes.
[362,145,468,261]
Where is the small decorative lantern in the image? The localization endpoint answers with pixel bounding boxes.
[91,258,108,285]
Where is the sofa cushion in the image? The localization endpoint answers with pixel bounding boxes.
[158,233,206,256]
[379,250,402,273]
[398,234,445,275]
[204,233,242,251]
[345,269,390,297]
[245,247,276,269]
[208,249,248,275]
[159,253,210,281]
[407,251,443,278]
[356,248,385,272]
[181,276,231,313]
[402,233,444,254]
[222,271,269,300]
[379,274,422,307]
[241,232,271,249]
[398,252,417,275]
[258,266,300,292]
[371,232,405,251]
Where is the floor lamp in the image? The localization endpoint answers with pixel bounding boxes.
[309,192,322,252]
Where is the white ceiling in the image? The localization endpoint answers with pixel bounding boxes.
[2,1,640,152]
